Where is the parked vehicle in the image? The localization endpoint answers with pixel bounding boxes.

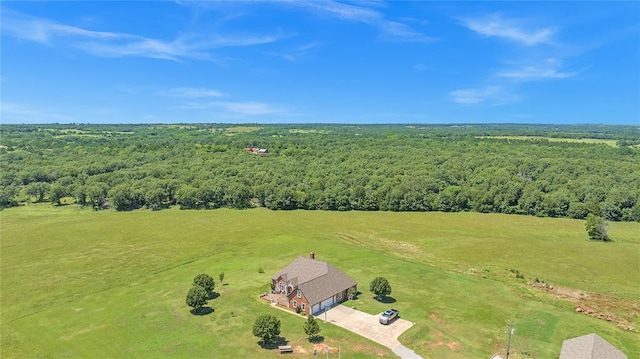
[379,309,399,324]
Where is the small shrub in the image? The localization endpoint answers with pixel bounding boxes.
[258,267,264,273]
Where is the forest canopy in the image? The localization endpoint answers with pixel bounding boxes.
[1,123,639,222]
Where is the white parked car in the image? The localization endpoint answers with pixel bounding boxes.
[379,309,399,324]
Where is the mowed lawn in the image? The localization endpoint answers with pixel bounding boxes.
[1,205,638,358]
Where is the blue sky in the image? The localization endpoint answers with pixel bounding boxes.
[1,1,638,124]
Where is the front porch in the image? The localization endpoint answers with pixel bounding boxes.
[261,291,289,308]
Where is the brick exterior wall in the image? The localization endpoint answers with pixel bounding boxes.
[272,278,356,315]
[289,289,311,315]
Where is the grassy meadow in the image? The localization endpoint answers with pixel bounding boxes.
[1,205,639,358]
[477,135,620,147]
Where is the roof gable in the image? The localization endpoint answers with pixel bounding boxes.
[272,257,328,284]
[559,333,627,359]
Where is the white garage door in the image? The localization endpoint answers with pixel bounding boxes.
[320,297,334,311]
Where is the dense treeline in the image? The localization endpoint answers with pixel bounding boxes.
[1,124,639,221]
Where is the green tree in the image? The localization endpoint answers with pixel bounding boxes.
[86,183,108,210]
[219,272,225,285]
[0,185,19,208]
[585,214,609,241]
[303,314,321,340]
[48,183,67,205]
[252,315,281,344]
[25,181,50,202]
[185,285,208,312]
[369,277,392,300]
[347,287,357,300]
[193,273,215,293]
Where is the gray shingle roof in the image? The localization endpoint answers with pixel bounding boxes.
[559,333,627,359]
[272,256,357,305]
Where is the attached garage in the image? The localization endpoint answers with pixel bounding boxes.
[320,296,335,311]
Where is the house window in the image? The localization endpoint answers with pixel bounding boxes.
[293,300,297,308]
[279,283,284,292]
[337,291,342,301]
[297,289,302,298]
[301,303,306,311]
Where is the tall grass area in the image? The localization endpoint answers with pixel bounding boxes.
[2,205,638,358]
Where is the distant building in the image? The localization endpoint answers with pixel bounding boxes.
[559,333,627,359]
[245,147,268,154]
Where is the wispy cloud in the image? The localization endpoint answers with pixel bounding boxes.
[497,58,580,80]
[0,102,71,123]
[212,101,284,116]
[380,21,434,42]
[295,1,381,23]
[162,86,288,116]
[450,86,518,105]
[270,41,320,62]
[161,87,226,98]
[461,13,555,46]
[177,101,285,116]
[286,1,434,42]
[1,8,288,61]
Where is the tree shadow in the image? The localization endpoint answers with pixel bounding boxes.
[208,292,220,300]
[190,306,214,316]
[308,335,325,343]
[376,296,396,304]
[258,337,288,349]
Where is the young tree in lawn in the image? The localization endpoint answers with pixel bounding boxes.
[193,273,215,293]
[585,214,610,241]
[185,285,208,313]
[303,314,321,341]
[219,272,225,285]
[253,315,281,344]
[369,277,392,300]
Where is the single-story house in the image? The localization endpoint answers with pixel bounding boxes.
[559,333,627,359]
[271,252,357,315]
[245,147,268,154]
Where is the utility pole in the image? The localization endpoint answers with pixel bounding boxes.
[506,321,515,359]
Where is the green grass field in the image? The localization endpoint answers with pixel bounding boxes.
[1,205,638,358]
[477,136,619,147]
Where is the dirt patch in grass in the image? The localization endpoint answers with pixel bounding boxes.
[349,343,388,357]
[529,282,638,331]
[424,332,460,351]
[428,313,442,325]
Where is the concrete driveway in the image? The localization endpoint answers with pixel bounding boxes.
[318,305,422,358]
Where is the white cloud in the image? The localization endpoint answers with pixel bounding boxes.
[286,1,434,42]
[270,41,320,62]
[497,58,579,80]
[462,13,555,46]
[450,86,517,105]
[161,87,226,98]
[213,101,284,116]
[0,102,71,123]
[1,8,288,61]
[175,100,286,116]
[294,1,381,23]
[380,21,435,42]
